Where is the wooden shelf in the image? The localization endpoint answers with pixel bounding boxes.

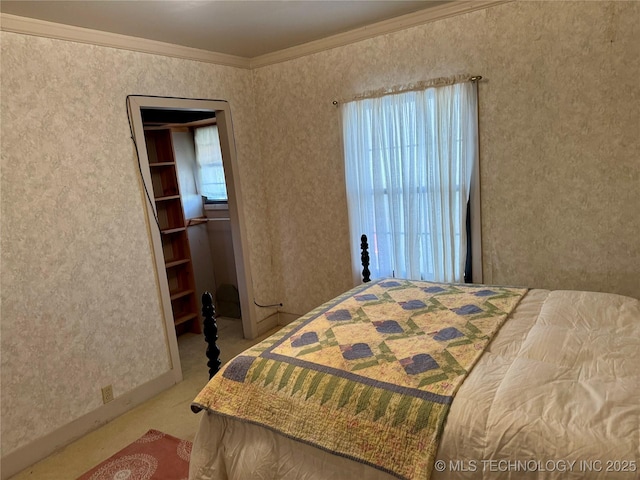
[161,227,186,235]
[155,194,181,202]
[145,129,175,164]
[165,258,190,268]
[155,197,184,231]
[143,127,201,335]
[174,313,198,326]
[170,289,194,301]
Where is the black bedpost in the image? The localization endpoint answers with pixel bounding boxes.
[360,234,371,283]
[202,291,221,379]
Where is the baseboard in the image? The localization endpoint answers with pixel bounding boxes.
[1,369,179,479]
[277,312,300,326]
[256,312,279,336]
[255,311,301,334]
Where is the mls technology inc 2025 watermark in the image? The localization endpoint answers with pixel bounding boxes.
[434,459,637,474]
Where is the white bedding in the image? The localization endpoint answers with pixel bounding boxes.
[189,289,640,479]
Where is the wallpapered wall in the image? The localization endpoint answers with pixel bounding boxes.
[2,0,639,464]
[0,33,275,455]
[253,0,640,316]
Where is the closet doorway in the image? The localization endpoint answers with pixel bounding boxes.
[127,96,258,380]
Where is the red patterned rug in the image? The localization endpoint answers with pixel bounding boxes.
[77,429,191,480]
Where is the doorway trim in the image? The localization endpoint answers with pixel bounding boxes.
[127,96,258,379]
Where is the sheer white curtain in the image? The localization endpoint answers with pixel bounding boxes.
[194,125,228,201]
[342,81,478,283]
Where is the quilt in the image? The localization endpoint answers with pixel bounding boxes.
[192,278,527,479]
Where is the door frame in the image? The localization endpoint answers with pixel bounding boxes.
[127,96,258,379]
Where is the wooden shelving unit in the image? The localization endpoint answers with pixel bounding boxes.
[144,128,201,335]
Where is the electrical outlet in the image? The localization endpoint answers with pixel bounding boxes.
[101,385,114,404]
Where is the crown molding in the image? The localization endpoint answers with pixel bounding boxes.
[249,0,512,68]
[1,1,510,71]
[0,13,251,69]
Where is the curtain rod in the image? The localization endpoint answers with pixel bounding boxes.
[332,74,482,106]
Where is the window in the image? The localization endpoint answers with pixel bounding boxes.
[194,125,228,202]
[342,81,478,283]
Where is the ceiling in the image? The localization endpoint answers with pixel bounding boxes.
[0,0,450,59]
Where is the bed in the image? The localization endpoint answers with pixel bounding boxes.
[189,240,639,480]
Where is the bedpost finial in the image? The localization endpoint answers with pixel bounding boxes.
[202,291,213,307]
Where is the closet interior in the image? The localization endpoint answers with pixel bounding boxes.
[141,108,241,336]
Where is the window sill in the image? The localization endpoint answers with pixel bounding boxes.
[204,203,229,211]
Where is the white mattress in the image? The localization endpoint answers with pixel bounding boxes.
[189,289,640,479]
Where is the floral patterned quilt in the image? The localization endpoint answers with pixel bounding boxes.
[192,278,527,479]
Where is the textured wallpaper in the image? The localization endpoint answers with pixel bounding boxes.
[253,0,640,315]
[2,0,640,462]
[0,33,275,455]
